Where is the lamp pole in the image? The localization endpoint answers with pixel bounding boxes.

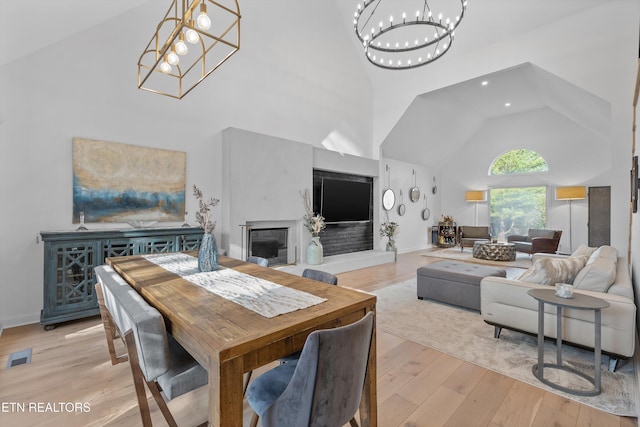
[568,200,573,252]
[474,202,479,226]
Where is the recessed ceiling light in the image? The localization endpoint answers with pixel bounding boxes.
[505,102,511,107]
[481,81,488,86]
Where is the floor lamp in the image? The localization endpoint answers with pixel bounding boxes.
[465,191,486,226]
[555,186,587,253]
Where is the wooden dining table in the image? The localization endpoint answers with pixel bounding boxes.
[106,253,377,427]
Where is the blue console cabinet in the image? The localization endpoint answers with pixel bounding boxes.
[40,227,203,329]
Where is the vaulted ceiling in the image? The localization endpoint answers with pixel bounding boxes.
[381,62,611,166]
[1,0,626,167]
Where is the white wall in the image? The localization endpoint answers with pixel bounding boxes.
[0,1,373,328]
[377,157,438,253]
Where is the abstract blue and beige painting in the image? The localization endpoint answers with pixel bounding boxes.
[72,138,186,224]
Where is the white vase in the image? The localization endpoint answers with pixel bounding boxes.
[306,236,323,265]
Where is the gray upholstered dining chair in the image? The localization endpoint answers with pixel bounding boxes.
[246,311,375,427]
[242,267,338,396]
[247,256,269,267]
[95,265,208,427]
[302,268,338,285]
[279,268,338,362]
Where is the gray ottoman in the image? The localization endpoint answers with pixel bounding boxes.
[417,261,506,311]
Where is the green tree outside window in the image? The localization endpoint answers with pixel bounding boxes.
[490,149,548,175]
[488,149,548,239]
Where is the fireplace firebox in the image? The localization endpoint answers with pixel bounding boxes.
[247,227,288,266]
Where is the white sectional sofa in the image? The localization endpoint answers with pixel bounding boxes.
[480,245,636,370]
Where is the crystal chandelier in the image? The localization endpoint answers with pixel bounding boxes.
[354,0,467,70]
[138,0,241,99]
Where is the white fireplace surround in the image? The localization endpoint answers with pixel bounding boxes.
[245,220,299,265]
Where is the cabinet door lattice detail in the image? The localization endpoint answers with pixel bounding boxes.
[53,243,96,309]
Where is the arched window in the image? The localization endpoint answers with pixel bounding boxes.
[489,149,548,176]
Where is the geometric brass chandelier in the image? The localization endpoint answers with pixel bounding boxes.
[353,0,467,70]
[138,0,241,99]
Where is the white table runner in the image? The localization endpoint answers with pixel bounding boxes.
[143,253,326,318]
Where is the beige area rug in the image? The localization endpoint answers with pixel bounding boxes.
[421,246,533,269]
[372,279,637,417]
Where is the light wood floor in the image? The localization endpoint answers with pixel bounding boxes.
[0,250,636,427]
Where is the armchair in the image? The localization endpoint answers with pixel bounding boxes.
[459,226,491,252]
[507,229,562,254]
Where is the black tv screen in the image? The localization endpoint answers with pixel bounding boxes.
[320,178,371,223]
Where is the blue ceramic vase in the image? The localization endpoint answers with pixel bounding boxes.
[198,233,218,272]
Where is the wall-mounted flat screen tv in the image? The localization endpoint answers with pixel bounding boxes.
[320,178,372,223]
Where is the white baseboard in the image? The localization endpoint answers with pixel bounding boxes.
[1,313,40,330]
[0,322,3,337]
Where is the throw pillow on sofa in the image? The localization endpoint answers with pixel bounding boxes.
[571,244,597,259]
[517,256,586,286]
[572,245,618,292]
[589,245,618,262]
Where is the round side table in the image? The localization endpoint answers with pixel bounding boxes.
[527,288,610,396]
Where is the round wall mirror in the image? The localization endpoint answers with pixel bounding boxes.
[382,188,395,211]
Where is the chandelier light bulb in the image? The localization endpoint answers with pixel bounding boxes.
[389,15,393,23]
[186,24,200,44]
[196,3,211,30]
[167,47,179,66]
[175,34,188,55]
[159,56,172,74]
[416,10,420,19]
